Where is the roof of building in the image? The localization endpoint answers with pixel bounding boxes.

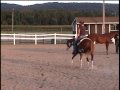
[73,17,119,24]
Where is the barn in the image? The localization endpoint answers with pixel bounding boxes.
[71,17,119,35]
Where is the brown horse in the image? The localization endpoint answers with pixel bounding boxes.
[72,38,95,69]
[87,31,119,55]
[66,36,88,50]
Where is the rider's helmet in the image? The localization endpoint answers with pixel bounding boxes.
[79,20,84,25]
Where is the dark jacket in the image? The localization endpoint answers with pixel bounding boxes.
[114,34,119,44]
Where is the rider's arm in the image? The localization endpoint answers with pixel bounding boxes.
[77,25,80,37]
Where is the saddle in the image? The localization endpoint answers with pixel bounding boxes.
[76,37,92,53]
[77,36,88,46]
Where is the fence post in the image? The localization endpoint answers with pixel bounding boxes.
[13,33,15,45]
[35,34,37,45]
[54,33,56,45]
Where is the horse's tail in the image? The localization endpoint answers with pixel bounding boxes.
[66,40,70,47]
[66,39,74,50]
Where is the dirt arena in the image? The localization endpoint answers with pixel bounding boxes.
[1,44,119,90]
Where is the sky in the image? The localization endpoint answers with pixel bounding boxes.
[1,1,119,6]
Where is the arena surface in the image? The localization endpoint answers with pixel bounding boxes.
[1,44,119,90]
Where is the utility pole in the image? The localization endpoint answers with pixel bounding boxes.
[102,0,105,34]
[115,12,116,17]
[12,8,14,33]
[114,12,117,30]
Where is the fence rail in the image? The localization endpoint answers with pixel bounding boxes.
[1,33,76,45]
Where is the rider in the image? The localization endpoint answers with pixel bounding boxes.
[72,20,86,54]
[114,34,119,53]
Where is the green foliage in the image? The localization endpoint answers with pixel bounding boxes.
[1,25,72,34]
[1,9,105,25]
[1,4,116,26]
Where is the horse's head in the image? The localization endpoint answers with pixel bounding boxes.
[111,37,115,44]
[111,32,119,44]
[109,31,119,38]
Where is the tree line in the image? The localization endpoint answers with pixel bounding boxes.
[1,9,112,25]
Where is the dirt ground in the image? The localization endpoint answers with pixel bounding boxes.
[1,44,119,90]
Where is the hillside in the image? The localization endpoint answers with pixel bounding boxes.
[1,2,119,15]
[1,2,119,25]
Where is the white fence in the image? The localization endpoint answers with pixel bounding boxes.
[1,33,76,45]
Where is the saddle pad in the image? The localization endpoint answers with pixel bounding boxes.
[77,38,92,46]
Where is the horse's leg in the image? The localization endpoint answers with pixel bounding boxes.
[106,42,109,55]
[91,52,94,69]
[80,53,83,69]
[91,60,94,69]
[94,41,96,44]
[71,60,74,65]
[86,57,90,68]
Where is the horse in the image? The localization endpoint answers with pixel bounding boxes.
[66,31,118,54]
[72,38,95,69]
[87,31,119,55]
[66,35,88,50]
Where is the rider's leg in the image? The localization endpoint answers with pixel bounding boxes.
[72,36,85,54]
[72,37,80,54]
[116,42,119,53]
[77,36,84,53]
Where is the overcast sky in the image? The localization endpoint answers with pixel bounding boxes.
[1,1,119,6]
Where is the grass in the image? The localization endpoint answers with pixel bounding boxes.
[1,25,73,34]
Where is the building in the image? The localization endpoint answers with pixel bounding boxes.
[71,17,119,35]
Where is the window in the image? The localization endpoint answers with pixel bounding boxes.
[84,24,89,31]
[116,24,119,30]
[111,24,119,31]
